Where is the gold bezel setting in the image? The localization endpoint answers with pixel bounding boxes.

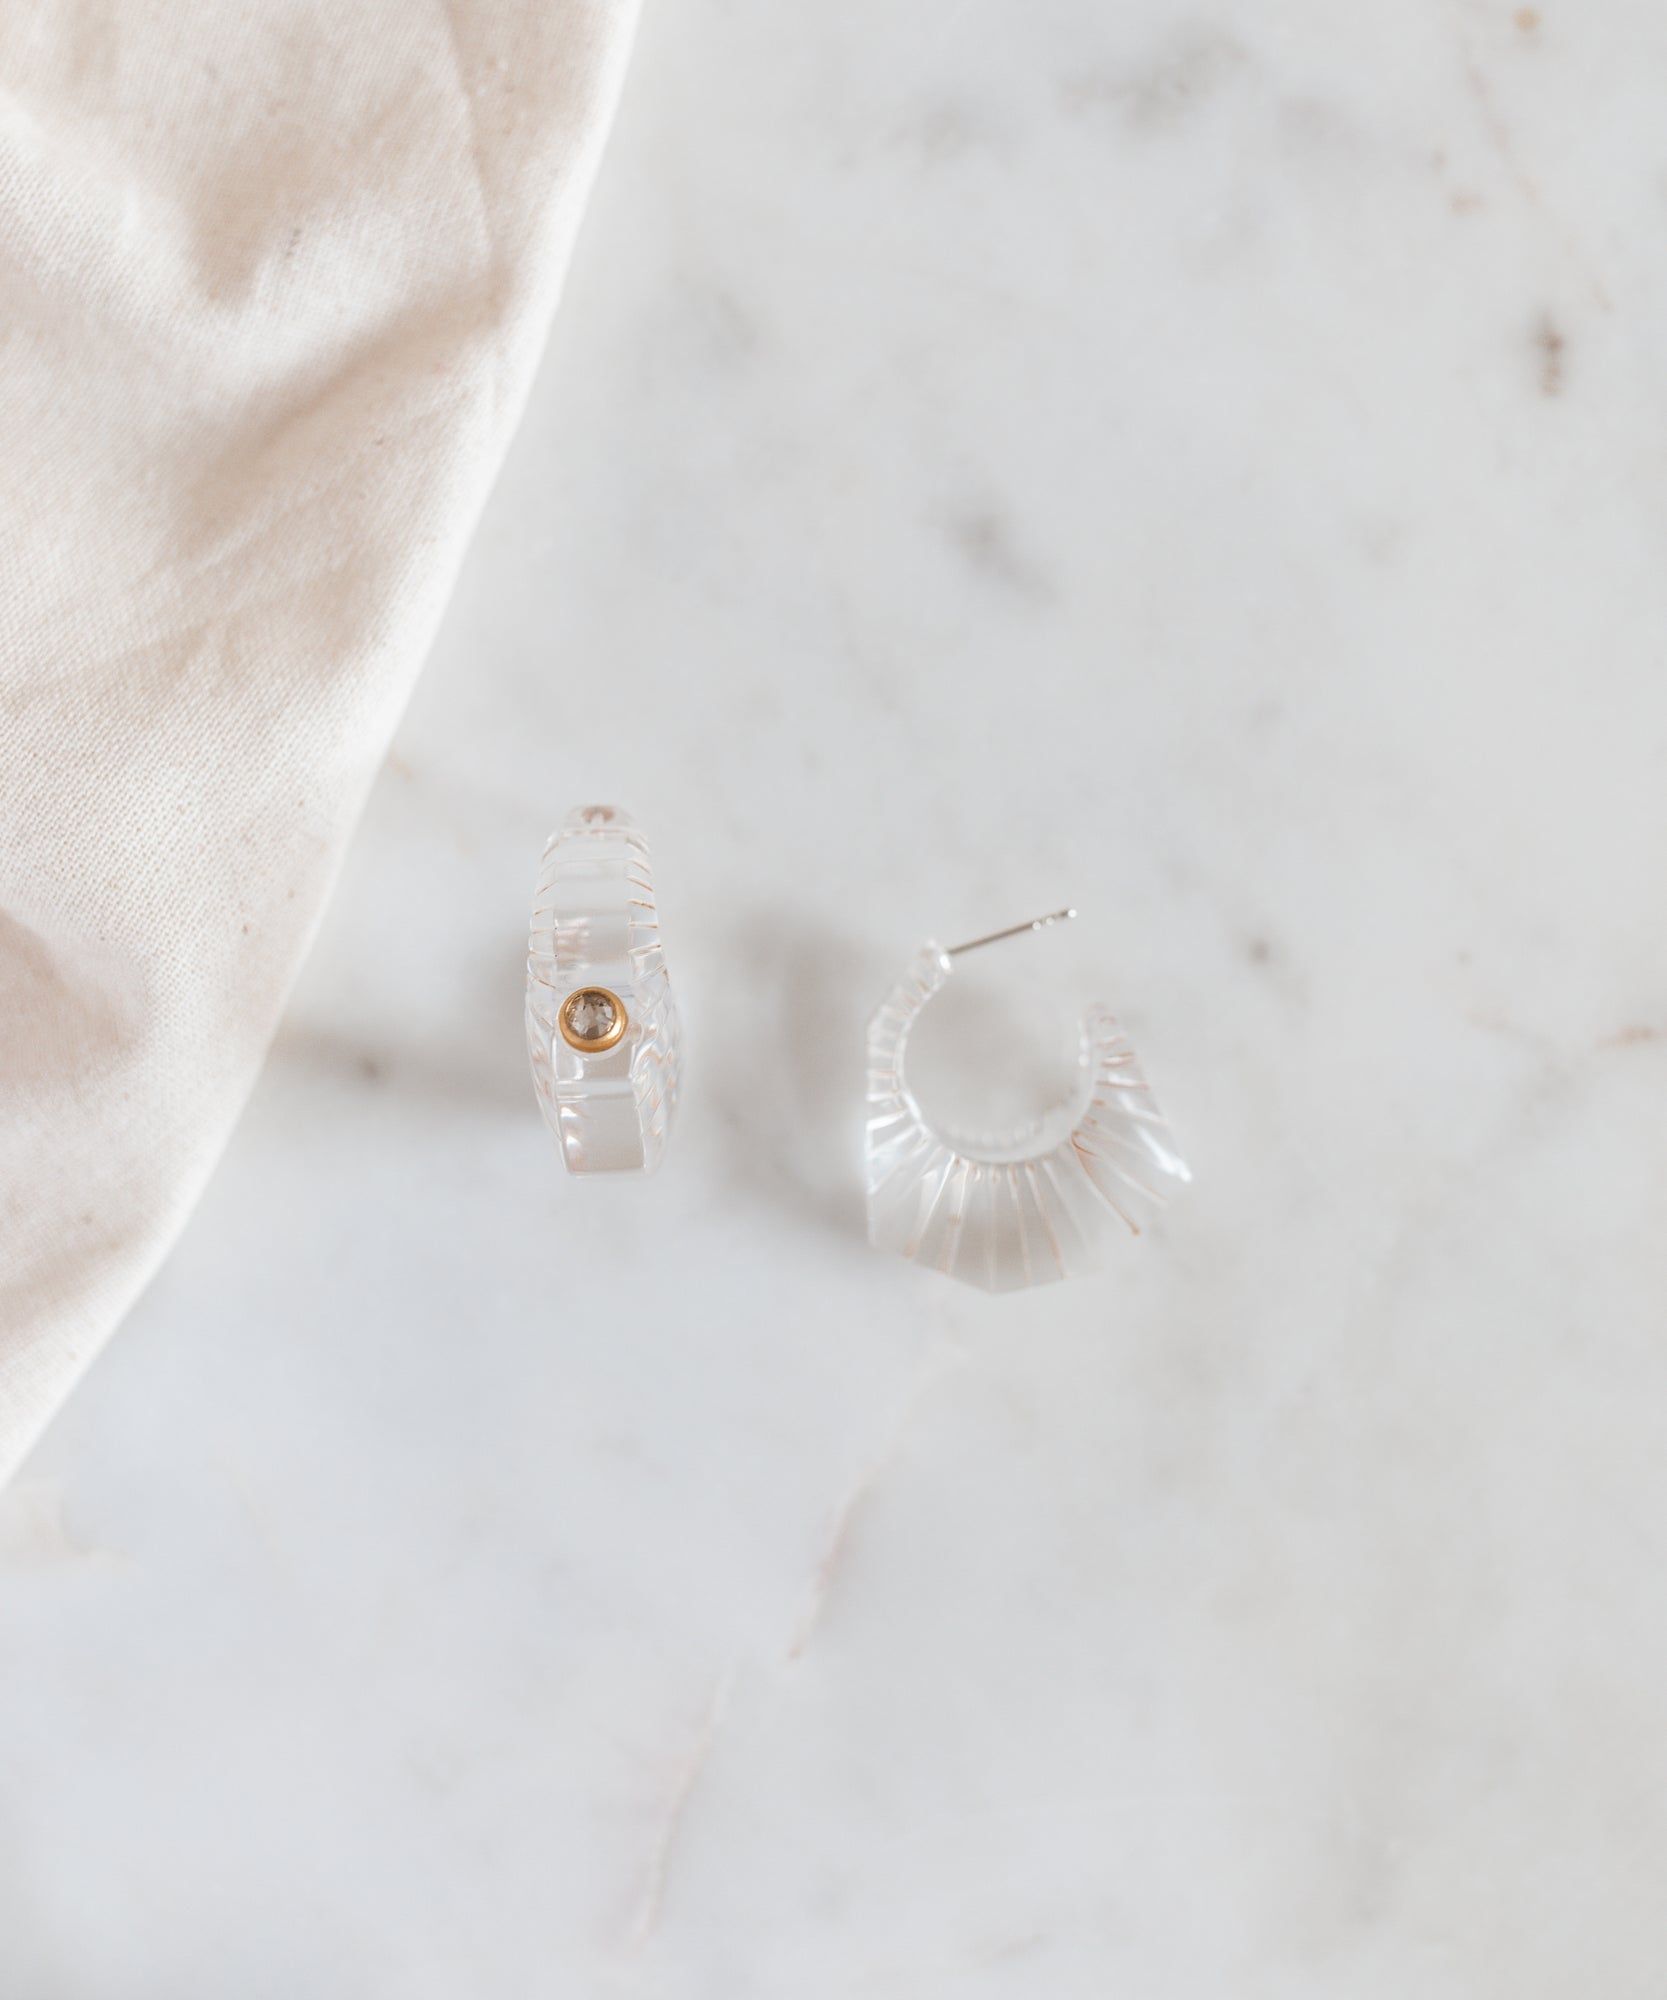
[559,985,628,1054]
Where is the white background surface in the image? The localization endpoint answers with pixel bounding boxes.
[5,2,1667,1992]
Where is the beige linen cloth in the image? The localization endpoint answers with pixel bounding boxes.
[0,1,638,1486]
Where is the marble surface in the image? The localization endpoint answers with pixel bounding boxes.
[5,2,1667,1992]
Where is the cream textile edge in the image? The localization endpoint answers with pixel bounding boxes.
[0,0,642,1485]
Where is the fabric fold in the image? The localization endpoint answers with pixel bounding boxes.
[0,0,640,1485]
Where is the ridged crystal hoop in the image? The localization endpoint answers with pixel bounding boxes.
[864,921,1190,1291]
[526,806,683,1175]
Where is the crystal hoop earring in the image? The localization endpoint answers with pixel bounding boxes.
[864,910,1190,1291]
[526,806,683,1175]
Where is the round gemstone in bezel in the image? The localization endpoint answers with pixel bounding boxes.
[560,985,627,1053]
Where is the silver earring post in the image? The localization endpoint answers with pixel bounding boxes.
[945,907,1077,959]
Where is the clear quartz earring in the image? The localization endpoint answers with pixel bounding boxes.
[864,910,1190,1291]
[526,806,683,1175]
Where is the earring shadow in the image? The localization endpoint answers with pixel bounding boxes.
[273,933,533,1115]
[695,908,883,1244]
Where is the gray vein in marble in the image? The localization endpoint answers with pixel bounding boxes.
[788,1342,963,1663]
[1450,4,1612,310]
[1059,26,1248,134]
[627,1671,735,1951]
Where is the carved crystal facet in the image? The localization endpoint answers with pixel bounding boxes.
[864,945,1190,1291]
[527,808,682,1175]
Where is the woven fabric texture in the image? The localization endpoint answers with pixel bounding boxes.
[0,0,638,1484]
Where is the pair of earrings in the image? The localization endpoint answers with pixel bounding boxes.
[525,806,1191,1293]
